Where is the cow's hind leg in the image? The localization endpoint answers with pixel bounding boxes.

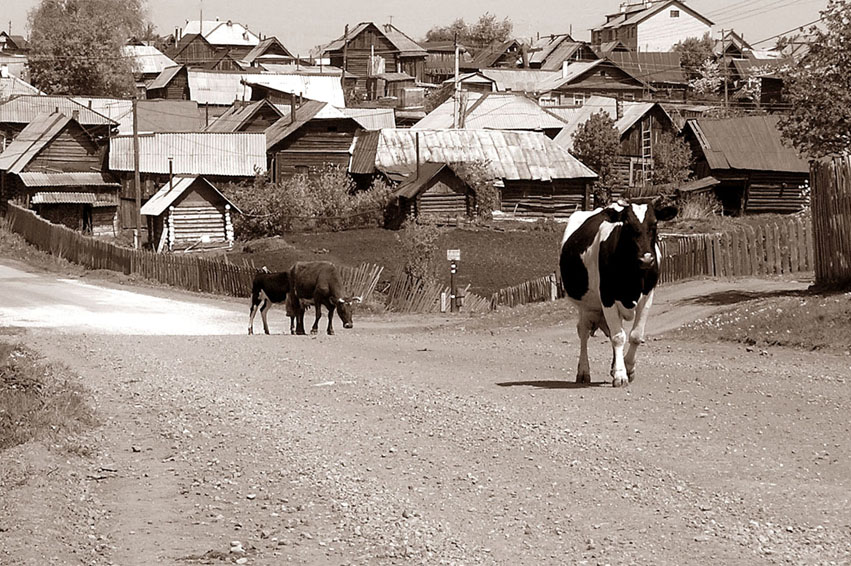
[260,300,272,335]
[576,310,595,383]
[248,299,260,335]
[602,305,628,387]
[326,304,336,335]
[310,303,322,335]
[624,290,654,382]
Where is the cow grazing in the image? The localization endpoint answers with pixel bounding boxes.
[289,261,361,335]
[248,269,297,335]
[559,198,677,387]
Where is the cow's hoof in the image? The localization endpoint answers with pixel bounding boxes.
[264,330,270,335]
[327,330,335,336]
[627,370,636,383]
[310,329,318,335]
[612,375,629,387]
[576,372,591,384]
[248,329,253,335]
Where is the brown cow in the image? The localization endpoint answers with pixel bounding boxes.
[289,261,361,335]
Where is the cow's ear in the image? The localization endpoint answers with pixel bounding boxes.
[602,206,625,223]
[653,198,678,222]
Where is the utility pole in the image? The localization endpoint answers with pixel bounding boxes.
[453,32,460,129]
[132,97,142,249]
[721,29,729,112]
[343,24,349,76]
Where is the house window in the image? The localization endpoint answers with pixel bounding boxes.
[295,165,309,176]
[670,9,680,17]
[573,93,586,106]
[622,93,635,101]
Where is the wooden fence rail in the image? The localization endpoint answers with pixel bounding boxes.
[4,203,383,301]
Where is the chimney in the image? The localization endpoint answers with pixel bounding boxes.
[562,60,569,79]
[72,109,79,122]
[384,23,392,33]
[0,64,8,78]
[616,98,623,121]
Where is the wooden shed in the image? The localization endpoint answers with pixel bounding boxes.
[538,59,652,105]
[0,112,118,236]
[391,163,474,223]
[683,115,809,215]
[140,175,241,252]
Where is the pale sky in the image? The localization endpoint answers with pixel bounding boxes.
[4,0,827,57]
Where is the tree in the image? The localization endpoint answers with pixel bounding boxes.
[424,13,512,49]
[571,111,620,201]
[673,34,716,81]
[690,58,724,97]
[779,0,851,157]
[652,131,693,186]
[27,0,149,96]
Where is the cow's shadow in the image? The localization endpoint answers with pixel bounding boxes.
[496,380,607,390]
[679,288,809,307]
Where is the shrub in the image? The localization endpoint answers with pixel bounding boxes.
[452,160,499,220]
[223,165,394,238]
[396,215,442,285]
[679,192,722,220]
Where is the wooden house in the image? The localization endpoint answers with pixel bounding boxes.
[682,115,809,215]
[169,34,223,69]
[0,32,29,55]
[368,72,416,99]
[177,19,261,61]
[146,65,190,100]
[266,100,363,181]
[389,163,475,225]
[0,113,119,236]
[322,22,427,96]
[421,41,472,84]
[108,131,265,231]
[141,175,241,252]
[207,99,285,132]
[591,0,713,53]
[0,95,117,149]
[529,35,598,70]
[241,37,295,68]
[463,39,526,71]
[349,129,597,217]
[538,59,652,105]
[607,51,688,99]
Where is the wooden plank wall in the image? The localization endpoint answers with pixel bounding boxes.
[810,156,851,287]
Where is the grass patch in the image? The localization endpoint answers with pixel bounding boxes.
[0,218,85,276]
[671,291,851,353]
[0,342,97,452]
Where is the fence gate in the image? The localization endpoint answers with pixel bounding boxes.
[810,156,851,288]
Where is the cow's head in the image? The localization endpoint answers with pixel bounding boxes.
[606,198,677,270]
[336,296,362,328]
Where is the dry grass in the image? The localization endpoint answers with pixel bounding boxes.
[0,342,97,452]
[671,291,851,353]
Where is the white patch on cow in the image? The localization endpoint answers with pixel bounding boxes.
[560,208,600,246]
[633,203,648,223]
[259,289,270,303]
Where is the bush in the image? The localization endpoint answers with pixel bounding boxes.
[223,165,393,238]
[452,160,499,220]
[679,192,722,220]
[396,215,443,285]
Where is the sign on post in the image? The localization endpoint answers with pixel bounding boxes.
[446,249,461,262]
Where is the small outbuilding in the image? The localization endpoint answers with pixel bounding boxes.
[140,175,241,252]
[390,163,475,225]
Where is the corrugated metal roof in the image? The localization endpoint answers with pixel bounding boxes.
[0,95,117,126]
[686,115,809,173]
[31,191,118,205]
[551,96,667,151]
[141,175,241,216]
[122,45,176,75]
[206,99,282,133]
[0,76,43,99]
[413,92,567,131]
[70,97,203,135]
[608,52,686,85]
[529,35,571,66]
[243,73,345,107]
[468,40,522,69]
[109,132,266,176]
[352,129,596,181]
[540,42,586,71]
[18,172,118,187]
[340,107,396,130]
[393,163,455,199]
[594,0,713,30]
[350,130,381,174]
[187,70,254,105]
[479,68,560,93]
[0,113,70,174]
[537,61,603,92]
[324,23,426,57]
[373,72,415,82]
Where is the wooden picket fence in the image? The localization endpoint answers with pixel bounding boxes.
[491,215,814,309]
[810,156,851,287]
[4,203,383,301]
[384,273,491,314]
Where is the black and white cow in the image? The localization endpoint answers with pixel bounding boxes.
[248,269,297,335]
[289,261,361,335]
[559,198,677,387]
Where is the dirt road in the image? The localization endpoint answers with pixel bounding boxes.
[1,260,849,565]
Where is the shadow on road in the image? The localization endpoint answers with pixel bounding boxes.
[677,288,809,307]
[496,380,607,389]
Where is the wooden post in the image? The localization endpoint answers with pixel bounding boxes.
[168,205,175,252]
[225,204,234,247]
[132,98,142,249]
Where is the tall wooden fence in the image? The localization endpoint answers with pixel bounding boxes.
[4,203,383,301]
[491,215,814,309]
[810,156,851,288]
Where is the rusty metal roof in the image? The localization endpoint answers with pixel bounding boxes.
[109,132,266,176]
[18,172,118,187]
[351,129,597,181]
[686,115,809,173]
[0,95,117,126]
[608,51,686,85]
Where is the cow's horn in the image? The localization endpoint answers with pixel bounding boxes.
[353,296,363,303]
[338,298,345,304]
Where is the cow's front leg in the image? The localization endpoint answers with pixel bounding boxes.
[326,304,336,335]
[310,302,322,335]
[625,290,654,382]
[260,301,272,335]
[602,305,628,387]
[576,311,594,383]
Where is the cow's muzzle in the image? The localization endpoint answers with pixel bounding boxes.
[639,252,656,269]
[344,322,353,329]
